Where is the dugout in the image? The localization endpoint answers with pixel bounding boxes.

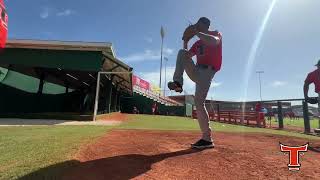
[121,92,185,116]
[0,39,133,120]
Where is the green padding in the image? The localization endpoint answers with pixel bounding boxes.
[120,93,153,114]
[0,83,84,113]
[2,69,40,93]
[44,82,75,94]
[120,93,185,116]
[158,104,185,116]
[43,81,66,95]
[0,67,8,82]
[0,83,63,113]
[1,69,69,94]
[0,48,103,71]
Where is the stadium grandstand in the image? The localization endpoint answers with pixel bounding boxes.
[0,39,182,120]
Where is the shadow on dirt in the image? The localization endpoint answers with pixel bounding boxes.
[309,146,320,153]
[19,148,203,180]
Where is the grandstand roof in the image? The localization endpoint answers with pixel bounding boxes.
[1,39,133,94]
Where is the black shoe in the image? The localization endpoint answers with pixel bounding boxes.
[168,81,183,93]
[191,139,214,149]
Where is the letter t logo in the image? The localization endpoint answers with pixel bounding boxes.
[280,143,308,171]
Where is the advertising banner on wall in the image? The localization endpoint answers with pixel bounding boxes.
[132,75,150,91]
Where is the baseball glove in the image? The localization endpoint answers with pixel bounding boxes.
[307,97,318,104]
[182,24,198,42]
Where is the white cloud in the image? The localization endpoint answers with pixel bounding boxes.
[56,9,75,16]
[120,48,175,62]
[40,8,49,19]
[271,81,288,87]
[138,66,176,87]
[212,82,222,87]
[163,48,174,55]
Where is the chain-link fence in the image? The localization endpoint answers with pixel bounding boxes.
[198,98,319,134]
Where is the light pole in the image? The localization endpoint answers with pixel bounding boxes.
[164,57,168,96]
[159,26,165,95]
[256,71,264,101]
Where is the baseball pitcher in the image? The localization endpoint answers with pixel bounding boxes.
[168,17,222,149]
[304,60,320,128]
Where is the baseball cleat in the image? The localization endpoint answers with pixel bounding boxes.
[191,139,214,149]
[167,81,183,93]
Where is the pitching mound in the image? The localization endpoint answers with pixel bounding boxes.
[63,130,320,180]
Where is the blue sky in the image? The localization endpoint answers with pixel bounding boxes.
[5,0,320,101]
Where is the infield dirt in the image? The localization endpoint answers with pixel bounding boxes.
[62,130,320,180]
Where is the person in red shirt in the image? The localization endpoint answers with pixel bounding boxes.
[168,17,222,149]
[304,60,320,119]
[152,102,157,115]
[304,60,320,100]
[255,102,262,112]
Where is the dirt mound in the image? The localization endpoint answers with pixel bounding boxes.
[63,130,320,180]
[97,112,128,122]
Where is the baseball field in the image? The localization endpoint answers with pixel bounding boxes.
[0,113,320,180]
[269,117,319,129]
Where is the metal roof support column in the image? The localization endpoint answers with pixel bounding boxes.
[37,71,45,95]
[93,72,101,121]
[117,90,121,112]
[277,101,284,129]
[113,87,120,112]
[105,77,113,114]
[302,100,311,134]
[65,82,69,93]
[111,86,117,112]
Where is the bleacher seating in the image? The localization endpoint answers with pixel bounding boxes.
[133,85,182,106]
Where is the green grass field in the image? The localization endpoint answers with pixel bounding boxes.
[119,115,320,140]
[1,114,319,180]
[0,126,110,180]
[268,117,319,129]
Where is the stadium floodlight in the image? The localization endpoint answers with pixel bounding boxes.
[159,26,165,95]
[93,71,133,121]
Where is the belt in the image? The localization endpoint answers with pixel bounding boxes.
[197,64,215,71]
